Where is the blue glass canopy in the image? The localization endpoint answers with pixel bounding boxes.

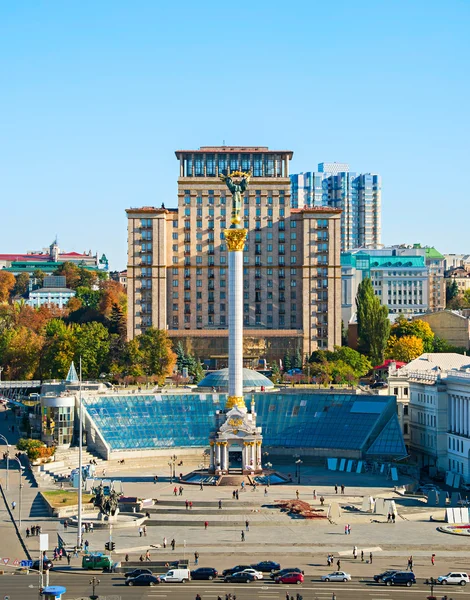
[197,368,274,390]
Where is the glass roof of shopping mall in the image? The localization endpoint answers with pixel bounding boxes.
[82,392,406,458]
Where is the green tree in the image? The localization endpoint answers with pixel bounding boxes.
[14,273,30,297]
[175,341,186,372]
[2,326,43,379]
[32,269,46,288]
[292,348,303,369]
[53,262,81,289]
[332,346,372,378]
[137,328,177,384]
[356,278,390,365]
[283,353,292,371]
[270,362,282,384]
[75,286,101,309]
[329,359,357,385]
[107,303,127,339]
[39,319,77,379]
[74,321,110,379]
[446,279,459,303]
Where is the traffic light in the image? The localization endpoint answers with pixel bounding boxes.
[110,542,115,551]
[104,542,110,551]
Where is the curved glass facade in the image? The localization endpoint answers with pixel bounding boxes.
[82,392,405,458]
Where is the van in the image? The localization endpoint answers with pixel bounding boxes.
[160,568,191,583]
[82,554,113,571]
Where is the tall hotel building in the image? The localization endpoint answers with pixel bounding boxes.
[127,147,342,364]
[291,163,381,251]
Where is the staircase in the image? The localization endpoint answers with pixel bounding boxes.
[35,447,105,488]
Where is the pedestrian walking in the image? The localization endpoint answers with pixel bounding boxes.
[353,545,357,559]
[285,593,290,600]
[387,512,391,523]
[173,486,178,496]
[334,484,338,494]
[431,553,435,565]
[185,499,189,510]
[296,489,299,499]
[204,521,208,530]
[236,490,239,500]
[154,475,158,484]
[407,556,413,570]
[313,489,317,500]
[200,482,204,491]
[179,486,184,496]
[11,501,16,510]
[26,528,30,538]
[219,499,222,509]
[194,551,199,565]
[125,554,129,562]
[245,520,249,531]
[84,540,89,553]
[139,527,143,537]
[392,512,396,523]
[347,524,351,535]
[171,538,175,551]
[332,593,337,600]
[344,525,348,535]
[361,549,364,562]
[241,531,245,542]
[264,487,268,496]
[196,594,202,600]
[89,522,93,534]
[320,495,325,506]
[369,552,373,564]
[143,525,147,537]
[66,553,71,565]
[341,484,345,494]
[336,559,341,570]
[189,501,193,510]
[145,550,151,561]
[163,537,167,548]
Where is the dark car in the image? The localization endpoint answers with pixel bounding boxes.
[251,561,281,573]
[125,568,153,579]
[222,565,252,577]
[374,570,398,583]
[224,572,257,583]
[383,572,416,587]
[371,381,388,389]
[125,574,160,586]
[32,560,54,572]
[270,568,303,579]
[190,567,218,580]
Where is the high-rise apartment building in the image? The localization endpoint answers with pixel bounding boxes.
[290,163,381,251]
[127,146,342,364]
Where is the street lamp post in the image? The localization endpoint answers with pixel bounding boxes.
[0,434,10,491]
[265,462,272,486]
[11,456,23,529]
[77,358,83,551]
[425,576,436,600]
[89,576,100,600]
[295,458,303,485]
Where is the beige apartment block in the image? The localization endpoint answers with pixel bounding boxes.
[126,146,342,364]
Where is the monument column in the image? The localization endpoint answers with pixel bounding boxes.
[209,442,215,470]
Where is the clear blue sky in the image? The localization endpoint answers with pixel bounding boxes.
[1,0,469,270]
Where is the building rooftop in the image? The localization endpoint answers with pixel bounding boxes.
[396,353,470,375]
[197,368,274,390]
[175,146,294,158]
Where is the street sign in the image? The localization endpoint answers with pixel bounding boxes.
[20,560,33,568]
[39,533,49,552]
[13,560,19,566]
[2,558,9,565]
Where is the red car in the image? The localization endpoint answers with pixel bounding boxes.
[275,572,304,585]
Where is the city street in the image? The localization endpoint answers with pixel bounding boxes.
[1,572,469,600]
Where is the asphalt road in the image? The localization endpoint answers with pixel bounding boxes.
[1,572,469,600]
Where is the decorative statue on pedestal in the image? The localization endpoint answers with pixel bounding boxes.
[92,483,121,517]
[219,171,251,228]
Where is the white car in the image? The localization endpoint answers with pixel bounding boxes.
[321,571,351,582]
[437,572,469,586]
[241,568,263,580]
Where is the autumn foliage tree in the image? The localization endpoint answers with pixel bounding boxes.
[0,271,15,303]
[386,334,424,363]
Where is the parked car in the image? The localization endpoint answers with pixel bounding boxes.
[251,561,281,572]
[82,554,113,571]
[437,572,470,586]
[240,568,263,580]
[270,567,303,579]
[373,570,398,583]
[32,560,54,572]
[371,381,388,389]
[224,572,257,583]
[125,574,160,586]
[190,567,218,580]
[275,572,304,585]
[125,568,153,579]
[321,571,351,582]
[383,571,416,586]
[222,565,252,577]
[159,568,191,583]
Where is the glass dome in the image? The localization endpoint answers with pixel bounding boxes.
[197,368,274,390]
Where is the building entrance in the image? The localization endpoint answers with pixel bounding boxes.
[228,446,243,471]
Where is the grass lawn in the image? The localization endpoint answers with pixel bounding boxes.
[42,490,93,507]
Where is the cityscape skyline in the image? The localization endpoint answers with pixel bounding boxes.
[1,1,469,270]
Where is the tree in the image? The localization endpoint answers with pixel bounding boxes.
[0,271,15,303]
[107,303,127,339]
[390,316,435,352]
[74,322,110,379]
[75,286,101,309]
[332,346,372,378]
[446,279,459,303]
[1,326,43,379]
[282,353,292,371]
[175,341,186,372]
[39,319,77,379]
[386,335,424,363]
[433,336,467,354]
[98,280,127,319]
[292,348,303,369]
[53,262,81,289]
[270,362,282,384]
[356,278,390,365]
[14,273,30,297]
[137,328,176,384]
[32,269,46,288]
